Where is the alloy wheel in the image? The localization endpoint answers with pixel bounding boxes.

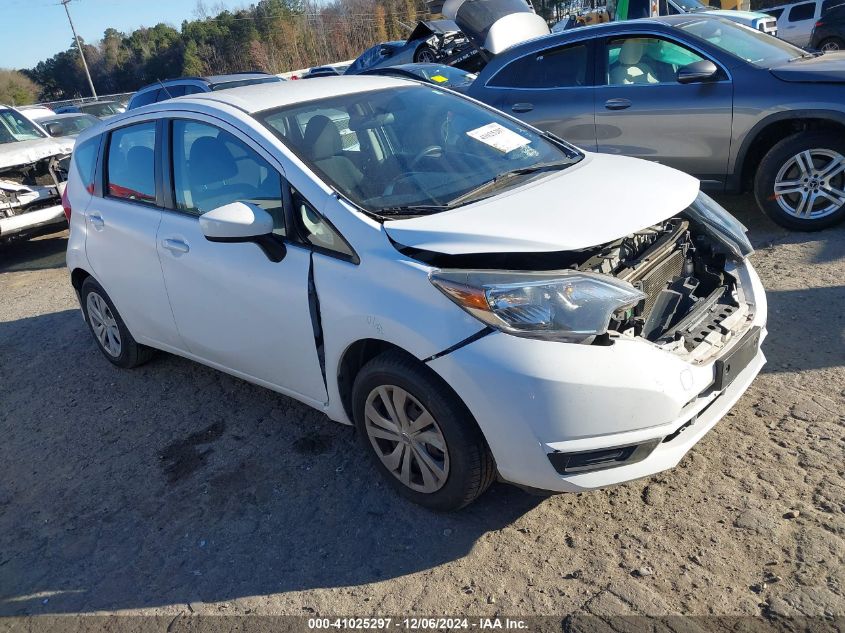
[416,48,437,63]
[773,149,845,220]
[86,292,122,357]
[821,40,842,52]
[364,385,450,493]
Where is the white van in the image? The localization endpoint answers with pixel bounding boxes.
[762,0,845,45]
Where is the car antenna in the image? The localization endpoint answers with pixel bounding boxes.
[157,79,173,98]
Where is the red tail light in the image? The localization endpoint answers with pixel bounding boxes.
[61,184,71,222]
[816,19,824,26]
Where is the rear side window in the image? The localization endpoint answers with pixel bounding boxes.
[72,135,100,193]
[489,44,589,89]
[106,122,156,204]
[788,2,815,20]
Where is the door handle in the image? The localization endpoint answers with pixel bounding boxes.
[511,102,534,113]
[89,213,104,230]
[161,238,190,254]
[604,98,632,111]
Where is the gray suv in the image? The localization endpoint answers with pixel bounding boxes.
[468,16,845,230]
[127,73,283,110]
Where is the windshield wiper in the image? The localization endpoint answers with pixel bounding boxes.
[447,160,573,207]
[378,204,455,217]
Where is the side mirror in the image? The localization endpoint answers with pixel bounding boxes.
[199,201,286,262]
[677,60,719,84]
[44,122,63,137]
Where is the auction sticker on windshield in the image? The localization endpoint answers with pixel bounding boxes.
[466,123,530,153]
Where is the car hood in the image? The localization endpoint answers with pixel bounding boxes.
[442,0,549,55]
[383,153,700,255]
[0,136,74,171]
[770,52,845,83]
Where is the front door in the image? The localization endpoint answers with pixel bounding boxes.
[156,117,328,404]
[594,35,733,187]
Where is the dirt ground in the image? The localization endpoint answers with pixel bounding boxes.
[0,194,843,623]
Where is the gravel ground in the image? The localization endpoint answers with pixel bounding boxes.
[0,195,843,622]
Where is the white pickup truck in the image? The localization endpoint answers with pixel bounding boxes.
[0,106,74,244]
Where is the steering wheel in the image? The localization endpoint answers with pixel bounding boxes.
[408,145,443,171]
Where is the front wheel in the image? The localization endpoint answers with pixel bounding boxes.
[414,45,437,63]
[352,350,495,511]
[754,132,845,231]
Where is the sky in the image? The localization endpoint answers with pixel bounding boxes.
[2,0,247,70]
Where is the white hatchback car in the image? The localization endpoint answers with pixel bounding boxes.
[66,77,767,510]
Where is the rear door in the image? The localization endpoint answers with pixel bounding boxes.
[594,33,733,187]
[83,118,183,349]
[471,40,597,150]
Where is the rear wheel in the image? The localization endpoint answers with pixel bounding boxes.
[754,132,845,231]
[818,37,845,52]
[80,277,155,368]
[352,350,495,511]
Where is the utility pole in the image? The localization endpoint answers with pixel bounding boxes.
[60,0,98,99]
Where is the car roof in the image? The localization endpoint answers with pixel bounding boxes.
[205,72,275,84]
[130,75,411,116]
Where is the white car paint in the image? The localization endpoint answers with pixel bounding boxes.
[66,78,767,499]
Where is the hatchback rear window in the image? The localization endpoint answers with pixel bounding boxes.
[788,2,815,20]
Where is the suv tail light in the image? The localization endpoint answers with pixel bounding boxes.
[61,183,71,221]
[816,19,824,26]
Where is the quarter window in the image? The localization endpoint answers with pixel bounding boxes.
[291,187,355,260]
[788,2,815,20]
[171,119,285,235]
[489,44,589,88]
[73,135,100,193]
[607,37,706,85]
[106,122,156,203]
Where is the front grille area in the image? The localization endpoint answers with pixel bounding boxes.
[639,248,685,317]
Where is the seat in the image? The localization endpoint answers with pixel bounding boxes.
[302,115,364,196]
[609,40,659,85]
[187,135,257,212]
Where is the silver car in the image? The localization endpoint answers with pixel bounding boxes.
[469,16,845,230]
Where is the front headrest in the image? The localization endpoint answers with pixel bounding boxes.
[189,136,238,187]
[303,115,341,161]
[619,39,646,65]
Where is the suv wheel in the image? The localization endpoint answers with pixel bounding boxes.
[81,277,155,368]
[755,132,845,231]
[818,37,845,52]
[352,350,495,511]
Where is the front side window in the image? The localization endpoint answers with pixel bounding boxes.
[607,37,705,85]
[106,122,156,203]
[171,119,285,235]
[490,44,589,89]
[788,2,816,20]
[678,17,806,66]
[0,109,46,144]
[256,86,581,214]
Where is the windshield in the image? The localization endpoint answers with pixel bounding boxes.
[256,86,581,213]
[43,115,98,137]
[678,18,806,66]
[0,109,46,144]
[80,102,119,117]
[406,65,477,87]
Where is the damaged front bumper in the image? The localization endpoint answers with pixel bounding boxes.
[427,258,767,493]
[0,155,69,242]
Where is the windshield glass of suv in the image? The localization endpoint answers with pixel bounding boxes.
[0,109,46,143]
[678,18,806,66]
[256,86,581,212]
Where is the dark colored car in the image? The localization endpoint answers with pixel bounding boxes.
[360,63,477,92]
[468,15,845,230]
[811,3,845,50]
[54,100,124,118]
[39,113,100,137]
[345,20,479,74]
[127,73,283,110]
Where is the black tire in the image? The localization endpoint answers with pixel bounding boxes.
[754,131,845,231]
[80,277,155,368]
[818,37,845,52]
[413,45,437,63]
[352,350,495,511]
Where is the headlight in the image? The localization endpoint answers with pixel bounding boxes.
[430,269,646,343]
[686,192,754,259]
